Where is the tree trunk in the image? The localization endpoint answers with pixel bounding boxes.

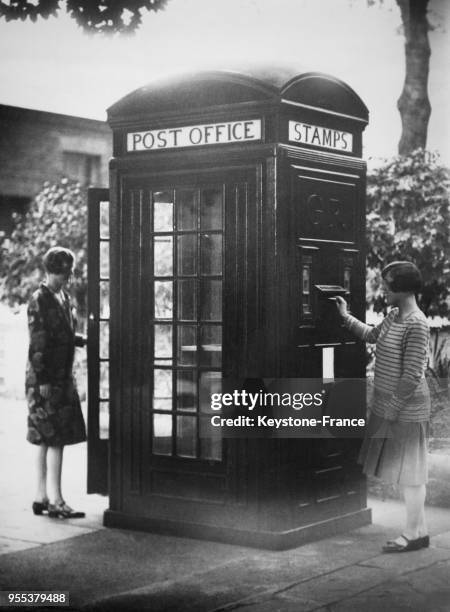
[396,0,431,155]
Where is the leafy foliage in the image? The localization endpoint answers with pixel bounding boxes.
[0,179,87,314]
[0,0,169,33]
[366,149,450,316]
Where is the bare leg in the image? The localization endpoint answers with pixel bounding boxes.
[403,484,427,539]
[34,443,48,502]
[390,484,427,545]
[47,445,64,504]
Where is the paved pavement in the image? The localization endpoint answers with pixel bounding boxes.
[1,397,450,612]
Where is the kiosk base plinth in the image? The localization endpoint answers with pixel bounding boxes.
[103,507,372,550]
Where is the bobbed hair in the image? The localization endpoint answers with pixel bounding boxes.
[381,261,422,293]
[43,247,75,276]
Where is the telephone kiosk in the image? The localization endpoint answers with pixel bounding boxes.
[87,67,370,549]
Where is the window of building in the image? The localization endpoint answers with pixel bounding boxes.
[63,151,101,186]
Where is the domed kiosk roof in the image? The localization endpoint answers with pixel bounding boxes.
[107,66,369,125]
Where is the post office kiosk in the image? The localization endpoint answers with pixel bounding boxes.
[87,67,371,549]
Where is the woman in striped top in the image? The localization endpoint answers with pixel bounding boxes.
[335,261,431,553]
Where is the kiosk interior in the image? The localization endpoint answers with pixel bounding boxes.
[87,67,371,549]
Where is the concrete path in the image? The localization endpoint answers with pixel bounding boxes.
[1,397,450,612]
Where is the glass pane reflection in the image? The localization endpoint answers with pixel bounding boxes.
[99,200,109,239]
[154,281,173,319]
[153,368,172,411]
[154,236,173,276]
[153,191,173,232]
[99,321,109,359]
[177,325,197,366]
[99,401,109,440]
[178,279,197,321]
[99,281,110,319]
[153,414,172,455]
[200,279,222,321]
[177,189,198,231]
[199,371,222,413]
[177,370,197,412]
[200,325,222,367]
[176,416,197,458]
[177,234,196,275]
[201,188,222,229]
[100,241,109,279]
[154,324,172,364]
[99,361,109,399]
[201,234,222,275]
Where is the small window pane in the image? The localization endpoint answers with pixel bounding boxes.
[200,326,222,367]
[177,234,197,276]
[153,191,173,232]
[177,416,197,458]
[99,401,109,440]
[201,234,222,275]
[177,370,197,412]
[178,279,197,321]
[154,324,172,365]
[201,187,223,229]
[177,325,197,366]
[100,361,109,399]
[153,414,172,455]
[99,281,110,319]
[200,280,222,321]
[100,241,109,279]
[154,281,173,319]
[153,368,172,411]
[99,321,109,359]
[154,236,173,276]
[199,371,222,414]
[63,151,100,186]
[177,189,198,231]
[99,200,109,239]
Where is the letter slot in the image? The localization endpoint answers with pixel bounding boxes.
[314,285,349,336]
[314,284,349,299]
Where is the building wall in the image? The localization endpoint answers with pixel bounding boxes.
[0,104,112,232]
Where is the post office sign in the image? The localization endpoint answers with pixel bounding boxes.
[127,119,262,152]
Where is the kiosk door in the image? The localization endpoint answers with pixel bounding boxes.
[110,168,258,518]
[87,187,110,494]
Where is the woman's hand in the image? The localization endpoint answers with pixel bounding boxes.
[39,384,51,399]
[334,296,348,317]
[75,334,87,348]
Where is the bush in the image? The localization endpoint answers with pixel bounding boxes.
[366,149,450,316]
[0,179,87,316]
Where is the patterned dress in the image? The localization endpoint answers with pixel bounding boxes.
[26,283,87,446]
[343,308,431,485]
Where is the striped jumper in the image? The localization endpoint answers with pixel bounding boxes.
[343,308,430,422]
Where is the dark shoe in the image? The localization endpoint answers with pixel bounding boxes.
[32,500,49,515]
[48,501,85,519]
[384,534,430,551]
[382,534,423,553]
[418,535,430,548]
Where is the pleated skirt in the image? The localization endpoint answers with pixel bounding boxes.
[358,412,429,486]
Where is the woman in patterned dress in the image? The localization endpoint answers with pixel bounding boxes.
[26,247,86,519]
[335,261,431,552]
